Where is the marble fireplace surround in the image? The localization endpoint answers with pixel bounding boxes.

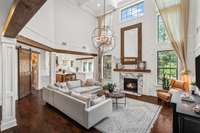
[119,72,143,95]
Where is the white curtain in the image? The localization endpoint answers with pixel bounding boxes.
[155,0,190,90]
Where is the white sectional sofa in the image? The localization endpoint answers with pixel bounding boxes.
[42,87,112,129]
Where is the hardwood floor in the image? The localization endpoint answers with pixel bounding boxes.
[3,91,172,133]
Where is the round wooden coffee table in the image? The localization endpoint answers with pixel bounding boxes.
[108,92,126,108]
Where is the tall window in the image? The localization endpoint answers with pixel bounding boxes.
[82,61,93,73]
[157,51,178,84]
[83,62,87,72]
[88,62,93,72]
[157,15,168,43]
[121,1,144,22]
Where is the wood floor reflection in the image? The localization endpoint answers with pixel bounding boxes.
[3,91,172,133]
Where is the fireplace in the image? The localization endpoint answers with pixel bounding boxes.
[124,78,138,93]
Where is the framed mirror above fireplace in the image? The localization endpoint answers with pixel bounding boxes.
[121,23,142,65]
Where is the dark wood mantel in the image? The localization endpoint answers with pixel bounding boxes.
[113,68,151,73]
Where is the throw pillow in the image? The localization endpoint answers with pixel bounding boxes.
[55,82,61,88]
[85,79,102,86]
[81,80,86,87]
[60,82,67,88]
[71,92,91,107]
[67,80,82,89]
[91,95,106,106]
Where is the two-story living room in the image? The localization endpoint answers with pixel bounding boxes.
[0,0,200,133]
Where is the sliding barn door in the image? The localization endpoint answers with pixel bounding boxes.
[18,48,32,99]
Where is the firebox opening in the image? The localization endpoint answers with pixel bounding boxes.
[124,78,138,93]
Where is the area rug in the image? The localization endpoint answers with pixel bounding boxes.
[95,98,162,133]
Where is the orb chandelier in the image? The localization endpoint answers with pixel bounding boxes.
[91,0,115,53]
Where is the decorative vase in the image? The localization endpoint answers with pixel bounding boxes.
[138,61,146,70]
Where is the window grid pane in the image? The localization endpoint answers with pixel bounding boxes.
[121,2,144,22]
[157,51,178,84]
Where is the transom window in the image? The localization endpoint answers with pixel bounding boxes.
[121,1,144,22]
[157,15,168,43]
[157,50,178,84]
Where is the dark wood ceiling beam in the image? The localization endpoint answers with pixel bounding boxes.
[53,49,97,57]
[2,0,47,38]
[16,35,97,56]
[16,35,53,51]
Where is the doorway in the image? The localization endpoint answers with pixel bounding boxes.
[31,52,39,90]
[18,48,39,99]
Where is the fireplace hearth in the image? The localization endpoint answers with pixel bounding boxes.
[124,78,138,93]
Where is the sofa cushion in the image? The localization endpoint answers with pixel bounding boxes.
[71,92,91,107]
[57,86,71,94]
[54,82,67,88]
[72,86,101,94]
[85,79,102,86]
[47,84,59,90]
[67,80,82,89]
[91,95,106,106]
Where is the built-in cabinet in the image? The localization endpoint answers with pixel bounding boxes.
[171,91,200,133]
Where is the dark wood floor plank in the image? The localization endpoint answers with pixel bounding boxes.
[3,91,172,133]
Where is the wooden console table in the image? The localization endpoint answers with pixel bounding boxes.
[171,91,200,133]
[56,73,76,82]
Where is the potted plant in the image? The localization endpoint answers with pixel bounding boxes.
[103,83,116,93]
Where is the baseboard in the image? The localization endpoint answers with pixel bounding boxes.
[1,119,17,131]
[122,90,142,96]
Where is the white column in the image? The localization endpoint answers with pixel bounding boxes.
[0,37,17,131]
[49,52,56,84]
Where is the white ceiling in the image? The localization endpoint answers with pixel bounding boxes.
[0,0,13,34]
[73,0,120,16]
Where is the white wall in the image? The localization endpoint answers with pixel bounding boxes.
[109,0,174,96]
[109,0,200,96]
[194,0,200,55]
[19,0,96,53]
[187,0,200,82]
[39,50,50,88]
[19,0,55,48]
[0,0,199,97]
[54,0,96,52]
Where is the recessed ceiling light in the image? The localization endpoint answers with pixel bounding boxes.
[97,3,101,7]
